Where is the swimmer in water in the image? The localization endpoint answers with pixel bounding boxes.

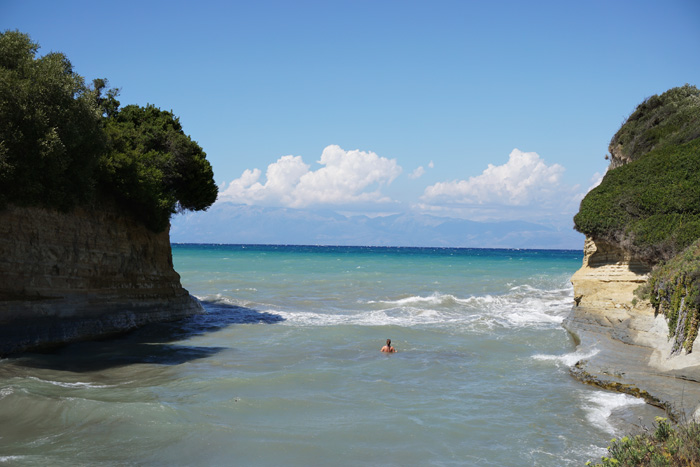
[381,338,396,353]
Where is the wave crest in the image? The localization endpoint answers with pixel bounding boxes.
[199,279,574,330]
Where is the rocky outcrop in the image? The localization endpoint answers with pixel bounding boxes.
[566,236,700,420]
[0,205,202,355]
[570,236,652,310]
[608,142,632,169]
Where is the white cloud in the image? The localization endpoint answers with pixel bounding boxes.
[418,149,581,223]
[408,160,434,179]
[422,149,565,206]
[409,166,425,179]
[219,145,402,208]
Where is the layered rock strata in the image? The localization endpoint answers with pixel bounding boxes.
[0,205,202,355]
[566,236,700,420]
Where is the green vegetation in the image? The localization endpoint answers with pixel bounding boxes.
[575,84,700,352]
[101,104,217,232]
[609,84,700,165]
[647,240,700,353]
[577,85,700,462]
[574,138,700,262]
[574,85,700,264]
[0,30,217,231]
[0,30,105,210]
[588,418,700,466]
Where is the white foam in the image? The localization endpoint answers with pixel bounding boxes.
[0,387,12,400]
[200,277,575,331]
[274,308,463,327]
[365,293,473,307]
[196,293,255,309]
[28,377,115,389]
[580,391,646,434]
[533,348,600,368]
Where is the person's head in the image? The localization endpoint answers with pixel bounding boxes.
[386,339,391,346]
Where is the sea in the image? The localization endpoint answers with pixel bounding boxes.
[0,244,666,466]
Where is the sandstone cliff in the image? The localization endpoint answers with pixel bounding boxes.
[566,236,700,420]
[571,237,651,311]
[0,205,202,355]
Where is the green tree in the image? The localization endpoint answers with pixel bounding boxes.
[100,104,218,232]
[0,30,218,232]
[0,30,104,209]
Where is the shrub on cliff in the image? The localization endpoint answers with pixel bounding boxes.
[0,30,218,232]
[609,84,700,165]
[647,239,700,353]
[574,86,700,263]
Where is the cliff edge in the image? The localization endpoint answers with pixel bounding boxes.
[0,205,202,355]
[567,85,700,420]
[0,31,218,355]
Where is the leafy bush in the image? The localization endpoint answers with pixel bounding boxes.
[588,418,700,466]
[609,84,700,165]
[574,138,700,263]
[647,240,700,353]
[0,30,217,231]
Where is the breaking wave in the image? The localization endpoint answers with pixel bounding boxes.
[198,277,574,331]
[27,377,117,389]
[532,347,601,368]
[580,391,646,434]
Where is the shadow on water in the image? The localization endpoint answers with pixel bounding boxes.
[8,302,284,373]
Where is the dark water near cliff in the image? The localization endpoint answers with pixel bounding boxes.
[0,245,664,465]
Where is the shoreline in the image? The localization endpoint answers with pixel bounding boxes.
[564,306,700,423]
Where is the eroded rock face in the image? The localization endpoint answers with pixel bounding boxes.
[608,142,632,169]
[571,236,651,311]
[0,205,202,355]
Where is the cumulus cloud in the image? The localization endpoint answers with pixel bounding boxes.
[422,149,565,206]
[418,149,582,223]
[219,145,402,208]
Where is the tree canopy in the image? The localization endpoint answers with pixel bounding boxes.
[0,30,104,209]
[100,104,218,231]
[0,30,218,231]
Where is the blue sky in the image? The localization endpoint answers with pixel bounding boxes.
[2,0,699,246]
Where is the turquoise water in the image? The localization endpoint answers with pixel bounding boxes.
[0,245,663,466]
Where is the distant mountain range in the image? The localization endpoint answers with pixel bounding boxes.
[170,202,583,249]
